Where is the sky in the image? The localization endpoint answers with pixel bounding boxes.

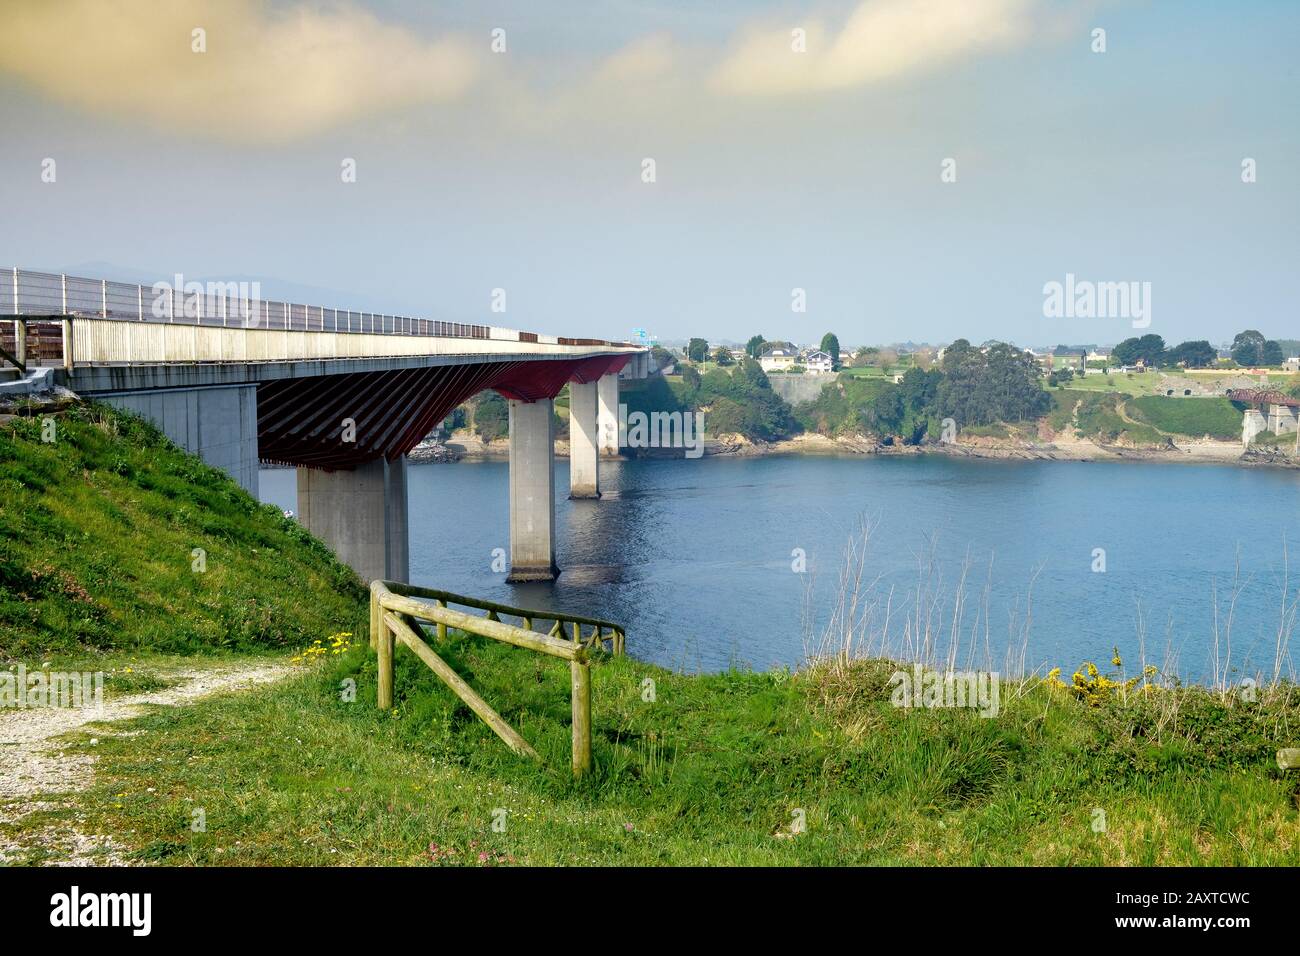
[0,0,1296,348]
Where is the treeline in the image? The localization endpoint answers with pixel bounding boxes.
[795,339,1049,441]
[626,359,796,441]
[1111,330,1287,368]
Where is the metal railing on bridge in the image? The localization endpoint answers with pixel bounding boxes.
[2,268,491,339]
[1,267,639,371]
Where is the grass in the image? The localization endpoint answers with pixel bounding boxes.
[8,642,1299,866]
[1063,372,1171,397]
[1126,396,1242,440]
[0,403,368,661]
[1070,392,1166,445]
[4,401,1300,867]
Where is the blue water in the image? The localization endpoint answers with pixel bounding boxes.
[261,456,1300,682]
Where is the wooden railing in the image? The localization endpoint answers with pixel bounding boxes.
[368,581,626,777]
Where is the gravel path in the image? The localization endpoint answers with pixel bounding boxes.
[0,662,292,866]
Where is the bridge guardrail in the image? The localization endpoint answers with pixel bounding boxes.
[2,268,639,351]
[369,581,626,777]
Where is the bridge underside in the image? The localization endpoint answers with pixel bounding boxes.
[257,354,629,470]
[258,352,632,584]
[88,350,636,585]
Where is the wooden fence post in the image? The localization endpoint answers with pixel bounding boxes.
[377,614,394,710]
[369,582,382,651]
[571,660,591,777]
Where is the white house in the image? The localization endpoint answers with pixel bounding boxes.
[803,350,834,374]
[759,347,799,373]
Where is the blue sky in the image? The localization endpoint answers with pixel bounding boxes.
[0,0,1296,347]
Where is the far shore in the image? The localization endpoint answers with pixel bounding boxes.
[419,429,1300,471]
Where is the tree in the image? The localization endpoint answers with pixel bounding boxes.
[937,340,1050,426]
[820,332,841,370]
[679,364,701,389]
[713,346,735,366]
[687,338,710,363]
[1231,330,1267,366]
[853,346,877,368]
[745,335,766,359]
[1166,340,1216,368]
[1262,340,1285,366]
[472,393,509,442]
[898,367,941,411]
[1112,334,1166,367]
[738,357,771,390]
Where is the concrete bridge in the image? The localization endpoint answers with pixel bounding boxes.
[1,268,649,583]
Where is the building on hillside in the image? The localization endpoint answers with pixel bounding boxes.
[759,346,799,373]
[803,350,834,374]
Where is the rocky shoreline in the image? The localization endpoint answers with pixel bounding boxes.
[422,428,1300,471]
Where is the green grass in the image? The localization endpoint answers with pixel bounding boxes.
[4,400,1300,867]
[1063,372,1169,397]
[960,423,1010,439]
[10,644,1299,866]
[1071,393,1166,445]
[1047,389,1084,432]
[1126,396,1243,440]
[0,403,367,661]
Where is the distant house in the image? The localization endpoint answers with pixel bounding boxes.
[1285,357,1300,372]
[759,347,799,373]
[803,350,834,374]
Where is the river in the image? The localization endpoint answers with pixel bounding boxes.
[260,456,1300,683]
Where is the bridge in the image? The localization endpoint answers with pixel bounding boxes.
[1227,388,1300,447]
[1,268,649,584]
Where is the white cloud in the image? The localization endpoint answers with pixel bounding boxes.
[711,0,1040,95]
[0,0,480,141]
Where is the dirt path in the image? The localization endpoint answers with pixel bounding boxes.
[0,661,292,866]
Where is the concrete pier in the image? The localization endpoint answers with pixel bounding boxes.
[99,383,260,495]
[597,373,620,457]
[297,455,409,585]
[568,380,600,498]
[507,398,559,581]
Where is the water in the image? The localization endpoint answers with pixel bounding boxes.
[261,456,1300,682]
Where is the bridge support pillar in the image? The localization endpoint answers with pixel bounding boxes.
[568,380,600,499]
[98,383,260,495]
[507,398,559,582]
[297,455,409,586]
[597,373,620,457]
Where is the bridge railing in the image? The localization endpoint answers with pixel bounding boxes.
[370,581,626,777]
[2,268,638,351]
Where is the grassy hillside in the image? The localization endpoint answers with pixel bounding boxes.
[1126,396,1242,440]
[0,404,367,660]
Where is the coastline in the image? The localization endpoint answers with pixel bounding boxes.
[421,429,1300,470]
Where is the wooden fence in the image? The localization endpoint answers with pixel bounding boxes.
[369,581,625,777]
